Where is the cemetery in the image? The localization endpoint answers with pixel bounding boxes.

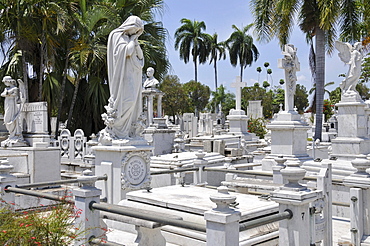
[0,1,369,246]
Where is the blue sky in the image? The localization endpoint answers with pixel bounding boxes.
[160,0,346,97]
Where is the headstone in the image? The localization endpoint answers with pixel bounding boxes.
[198,113,214,136]
[183,113,198,138]
[247,100,263,119]
[21,102,51,146]
[227,76,254,140]
[262,44,311,170]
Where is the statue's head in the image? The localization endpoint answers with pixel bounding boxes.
[354,42,363,51]
[2,76,16,86]
[146,67,155,77]
[119,16,144,36]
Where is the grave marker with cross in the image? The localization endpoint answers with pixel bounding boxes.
[231,76,246,111]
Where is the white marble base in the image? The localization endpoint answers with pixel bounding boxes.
[143,128,175,156]
[227,113,252,140]
[0,146,60,183]
[93,143,153,204]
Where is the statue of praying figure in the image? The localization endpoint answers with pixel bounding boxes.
[102,15,145,143]
[278,44,300,112]
[1,76,27,147]
[143,67,159,89]
[335,41,363,98]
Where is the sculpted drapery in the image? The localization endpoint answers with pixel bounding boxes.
[106,16,144,139]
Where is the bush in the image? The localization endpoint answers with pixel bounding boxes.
[248,117,267,139]
[0,201,77,245]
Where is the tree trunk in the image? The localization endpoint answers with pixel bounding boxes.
[214,60,218,90]
[21,51,29,102]
[39,32,46,102]
[55,56,69,138]
[314,27,325,141]
[67,75,81,129]
[194,59,198,82]
[240,65,243,81]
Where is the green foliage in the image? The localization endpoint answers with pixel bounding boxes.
[248,117,267,139]
[262,81,270,88]
[361,54,370,83]
[0,202,77,245]
[329,87,341,105]
[174,18,210,81]
[160,75,189,119]
[225,24,259,79]
[207,85,235,115]
[279,79,285,85]
[183,80,211,115]
[356,82,370,100]
[294,84,309,113]
[323,99,334,122]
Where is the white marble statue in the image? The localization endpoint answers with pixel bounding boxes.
[335,41,363,95]
[279,44,300,112]
[101,16,145,143]
[143,67,159,89]
[1,76,27,147]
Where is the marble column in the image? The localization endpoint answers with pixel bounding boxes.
[147,94,154,125]
[157,94,163,118]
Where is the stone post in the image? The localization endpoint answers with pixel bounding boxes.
[194,151,207,186]
[157,94,163,118]
[73,170,104,245]
[147,94,154,125]
[343,156,370,245]
[272,155,286,184]
[0,159,15,207]
[224,157,236,182]
[204,186,241,246]
[271,160,319,245]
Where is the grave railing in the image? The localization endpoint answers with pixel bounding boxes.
[1,166,296,246]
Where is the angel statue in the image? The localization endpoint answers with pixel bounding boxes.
[1,76,28,147]
[335,41,364,97]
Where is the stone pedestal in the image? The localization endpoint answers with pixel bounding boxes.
[20,102,51,146]
[143,120,175,156]
[204,186,241,246]
[94,143,152,204]
[227,109,252,140]
[271,161,320,245]
[331,100,370,161]
[2,146,61,183]
[342,157,370,245]
[262,111,311,170]
[142,89,164,127]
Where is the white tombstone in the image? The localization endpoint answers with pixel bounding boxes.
[247,100,263,119]
[183,113,198,138]
[262,45,311,170]
[227,76,252,140]
[21,102,51,146]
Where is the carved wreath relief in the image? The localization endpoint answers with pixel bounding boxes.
[121,151,151,189]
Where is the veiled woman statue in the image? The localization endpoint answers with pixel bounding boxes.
[104,16,144,140]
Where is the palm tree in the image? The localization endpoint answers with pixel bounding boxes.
[174,18,210,82]
[208,33,226,90]
[225,24,259,81]
[66,2,115,129]
[251,0,366,140]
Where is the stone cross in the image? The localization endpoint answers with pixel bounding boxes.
[231,76,246,111]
